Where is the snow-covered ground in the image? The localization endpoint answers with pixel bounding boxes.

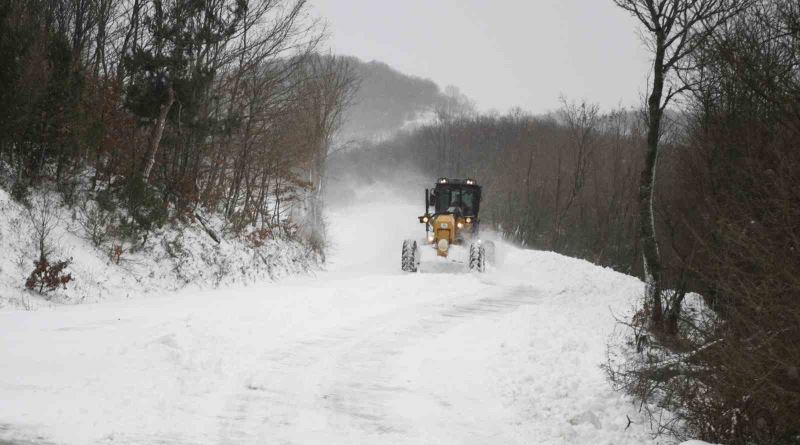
[0,188,318,310]
[0,187,661,445]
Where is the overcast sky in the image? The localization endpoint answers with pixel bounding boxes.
[311,0,652,114]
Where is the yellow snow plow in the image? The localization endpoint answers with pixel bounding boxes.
[402,178,494,272]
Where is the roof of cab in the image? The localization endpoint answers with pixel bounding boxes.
[435,178,479,187]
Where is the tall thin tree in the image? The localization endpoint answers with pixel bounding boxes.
[612,0,753,328]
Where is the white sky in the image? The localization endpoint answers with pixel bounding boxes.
[311,0,652,114]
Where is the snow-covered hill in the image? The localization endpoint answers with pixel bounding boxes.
[0,188,319,310]
[0,186,661,445]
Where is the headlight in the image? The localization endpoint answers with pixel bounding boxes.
[422,216,429,223]
[427,235,434,243]
[466,217,472,223]
[457,222,464,229]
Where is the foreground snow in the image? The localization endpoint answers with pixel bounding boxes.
[1,194,658,444]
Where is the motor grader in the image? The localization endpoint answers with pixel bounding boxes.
[402,177,493,272]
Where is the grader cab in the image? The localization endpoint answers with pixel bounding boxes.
[402,178,494,272]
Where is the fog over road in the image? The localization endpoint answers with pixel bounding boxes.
[0,189,655,445]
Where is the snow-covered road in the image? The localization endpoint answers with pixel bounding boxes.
[0,194,656,445]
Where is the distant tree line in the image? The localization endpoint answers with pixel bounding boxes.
[331,102,647,273]
[0,0,356,251]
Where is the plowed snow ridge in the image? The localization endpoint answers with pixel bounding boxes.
[0,197,657,445]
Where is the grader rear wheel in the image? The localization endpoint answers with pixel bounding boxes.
[402,239,420,272]
[469,242,486,272]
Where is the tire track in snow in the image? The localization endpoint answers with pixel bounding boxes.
[320,283,543,439]
[213,280,543,444]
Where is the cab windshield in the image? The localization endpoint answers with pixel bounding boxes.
[434,187,478,216]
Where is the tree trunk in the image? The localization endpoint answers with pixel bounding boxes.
[642,34,666,326]
[141,86,175,182]
[664,290,685,336]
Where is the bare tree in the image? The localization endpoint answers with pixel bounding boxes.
[294,54,358,248]
[26,193,59,262]
[612,0,754,329]
[553,98,600,250]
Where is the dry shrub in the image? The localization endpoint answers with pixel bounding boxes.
[77,200,111,247]
[247,228,272,248]
[25,258,73,294]
[110,244,124,264]
[684,150,800,445]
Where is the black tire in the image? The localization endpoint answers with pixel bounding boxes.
[402,239,420,272]
[469,242,485,272]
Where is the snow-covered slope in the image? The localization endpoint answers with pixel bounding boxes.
[0,188,318,310]
[0,186,658,445]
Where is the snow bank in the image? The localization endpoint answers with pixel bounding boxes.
[0,187,319,309]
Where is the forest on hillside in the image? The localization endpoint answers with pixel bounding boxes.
[0,0,356,261]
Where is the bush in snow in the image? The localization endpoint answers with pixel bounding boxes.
[25,258,73,294]
[77,199,112,247]
[246,228,272,248]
